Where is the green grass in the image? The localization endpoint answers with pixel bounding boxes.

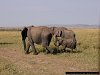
[0,28,99,74]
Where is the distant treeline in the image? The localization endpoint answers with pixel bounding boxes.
[0,27,22,31]
[0,24,99,31]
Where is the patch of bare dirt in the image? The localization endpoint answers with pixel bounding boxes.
[0,48,94,75]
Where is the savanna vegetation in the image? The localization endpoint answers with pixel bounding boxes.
[0,28,99,75]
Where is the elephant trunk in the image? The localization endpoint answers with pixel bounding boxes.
[53,35,58,46]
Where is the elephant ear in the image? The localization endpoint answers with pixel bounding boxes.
[21,27,28,40]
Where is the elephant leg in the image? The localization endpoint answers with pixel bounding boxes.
[46,46,54,54]
[61,45,66,52]
[31,43,38,55]
[56,45,59,52]
[25,41,30,54]
[29,41,38,55]
[45,47,50,54]
[42,44,53,54]
[71,48,75,53]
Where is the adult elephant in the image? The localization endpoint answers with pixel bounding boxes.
[21,26,53,55]
[52,27,77,52]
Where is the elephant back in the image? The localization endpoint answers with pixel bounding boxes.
[63,29,75,39]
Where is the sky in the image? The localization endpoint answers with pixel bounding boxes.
[0,0,100,27]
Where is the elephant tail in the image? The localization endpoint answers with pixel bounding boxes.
[21,27,28,51]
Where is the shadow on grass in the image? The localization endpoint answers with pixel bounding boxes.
[0,42,14,45]
[22,47,82,55]
[52,47,82,54]
[65,50,82,53]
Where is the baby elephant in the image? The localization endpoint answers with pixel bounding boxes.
[56,38,76,52]
[54,28,77,53]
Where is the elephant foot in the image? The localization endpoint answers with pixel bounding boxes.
[50,50,54,54]
[45,50,50,54]
[25,51,29,54]
[33,52,38,55]
[63,49,66,53]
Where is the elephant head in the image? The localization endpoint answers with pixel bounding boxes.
[52,27,67,45]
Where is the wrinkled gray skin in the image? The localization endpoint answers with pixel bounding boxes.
[21,26,53,55]
[53,27,77,51]
[56,37,76,52]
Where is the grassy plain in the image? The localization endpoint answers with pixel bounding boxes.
[0,28,99,75]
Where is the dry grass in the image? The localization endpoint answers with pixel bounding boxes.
[0,28,99,75]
